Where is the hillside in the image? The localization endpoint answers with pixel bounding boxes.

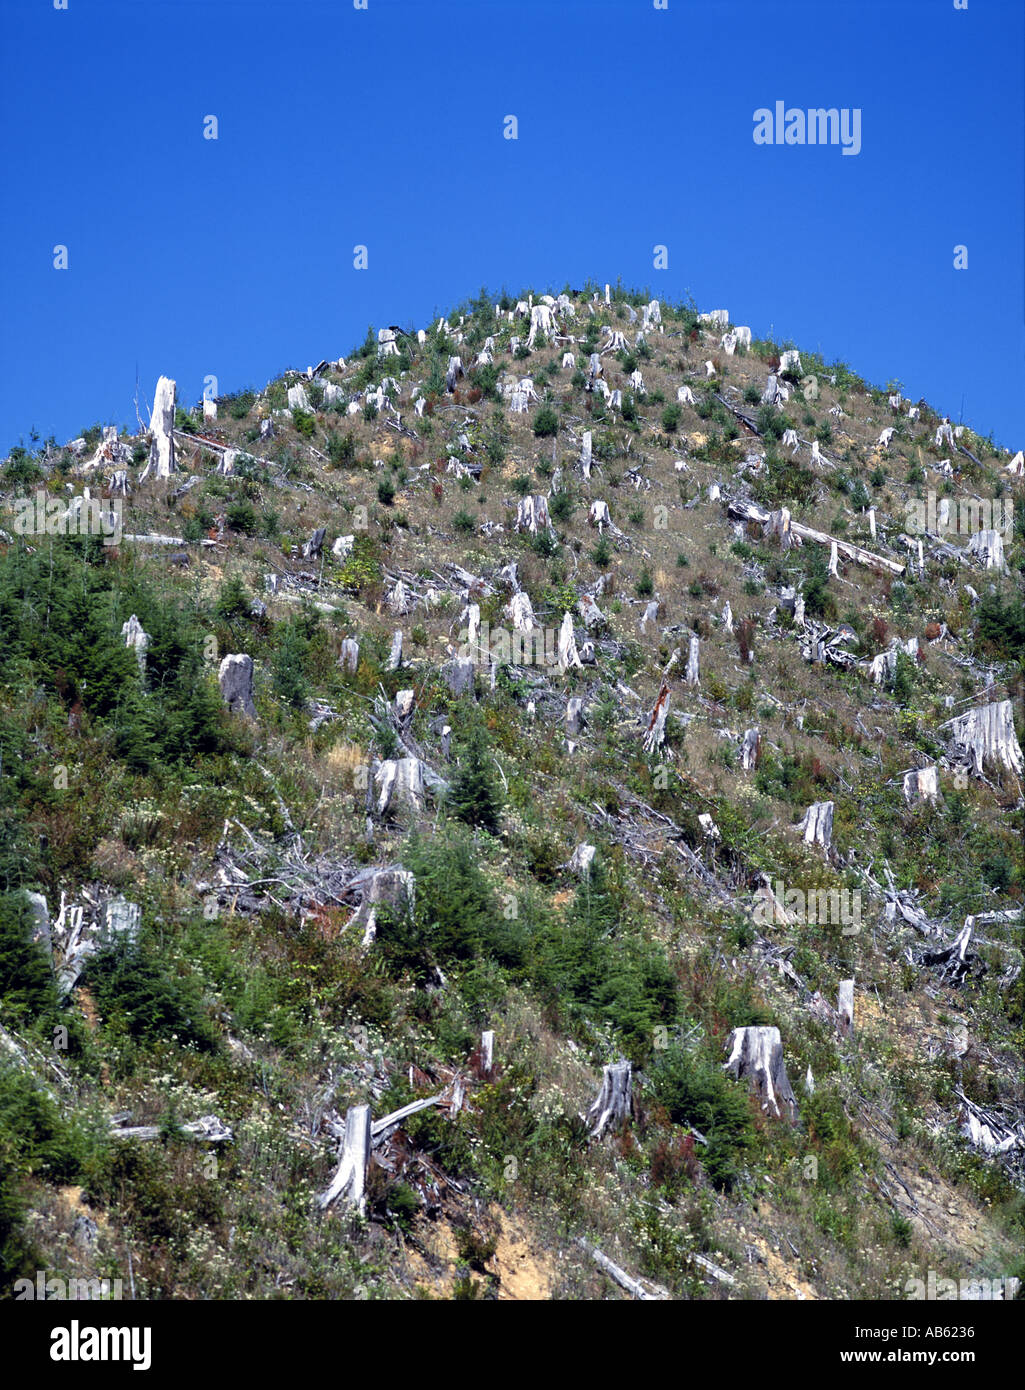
[1,281,1023,1303]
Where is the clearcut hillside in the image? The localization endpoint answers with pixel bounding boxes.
[1,281,1022,1302]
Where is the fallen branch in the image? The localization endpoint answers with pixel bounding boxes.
[575,1238,669,1301]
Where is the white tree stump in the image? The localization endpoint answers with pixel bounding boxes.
[685,634,700,687]
[515,495,552,535]
[302,527,326,561]
[767,507,794,552]
[943,700,1023,778]
[723,1026,798,1121]
[506,590,536,634]
[643,682,671,754]
[558,612,583,673]
[838,979,854,1036]
[218,654,256,718]
[578,594,604,630]
[145,376,176,479]
[347,866,415,947]
[339,637,360,673]
[121,615,149,673]
[441,657,476,695]
[903,765,940,806]
[567,843,596,879]
[741,727,760,771]
[566,697,587,736]
[317,1104,371,1214]
[584,1061,632,1140]
[599,329,628,355]
[966,529,1006,572]
[526,303,558,346]
[639,600,660,633]
[375,758,426,818]
[797,801,833,853]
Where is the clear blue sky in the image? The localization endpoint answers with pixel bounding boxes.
[2,0,1022,454]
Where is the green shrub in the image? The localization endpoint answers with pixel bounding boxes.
[549,490,574,523]
[0,893,58,1029]
[0,1065,93,1289]
[84,939,219,1053]
[533,406,559,438]
[226,499,259,535]
[327,431,357,467]
[446,724,504,834]
[377,474,396,506]
[649,1045,754,1190]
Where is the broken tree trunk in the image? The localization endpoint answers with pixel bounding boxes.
[567,843,596,879]
[797,801,834,854]
[142,376,176,480]
[580,430,592,478]
[317,1104,371,1214]
[515,494,552,535]
[726,498,905,575]
[576,1238,668,1301]
[685,634,700,686]
[723,1026,799,1121]
[903,765,940,807]
[110,1115,232,1144]
[942,699,1024,778]
[642,681,671,754]
[920,921,978,986]
[121,615,149,673]
[838,980,854,1037]
[218,654,256,718]
[584,1062,632,1140]
[741,727,760,771]
[558,611,583,673]
[566,696,587,736]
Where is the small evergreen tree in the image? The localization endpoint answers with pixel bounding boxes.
[447,723,504,833]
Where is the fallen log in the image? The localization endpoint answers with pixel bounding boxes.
[110,1115,233,1144]
[575,1238,669,1301]
[726,498,905,575]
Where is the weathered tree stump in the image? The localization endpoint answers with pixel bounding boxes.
[838,979,854,1036]
[558,612,582,673]
[903,766,940,807]
[218,654,256,718]
[797,801,834,853]
[143,376,176,480]
[943,700,1023,778]
[317,1104,371,1214]
[584,1061,632,1140]
[723,1026,798,1122]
